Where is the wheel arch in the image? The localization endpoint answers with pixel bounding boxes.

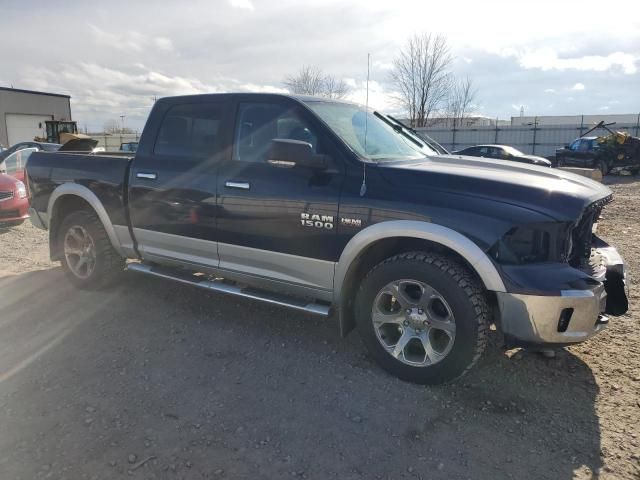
[47,183,126,260]
[333,220,505,337]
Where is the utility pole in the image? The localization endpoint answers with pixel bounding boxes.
[527,116,540,155]
[120,115,126,133]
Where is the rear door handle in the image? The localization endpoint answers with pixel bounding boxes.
[225,181,250,190]
[136,172,157,180]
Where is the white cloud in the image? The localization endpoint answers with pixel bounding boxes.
[544,88,556,93]
[153,37,174,52]
[229,0,254,9]
[89,25,174,53]
[512,48,638,74]
[571,83,586,91]
[239,83,288,93]
[346,80,401,113]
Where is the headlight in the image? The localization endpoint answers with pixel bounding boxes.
[15,180,27,199]
[490,222,572,265]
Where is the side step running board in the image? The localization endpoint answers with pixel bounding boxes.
[126,263,331,317]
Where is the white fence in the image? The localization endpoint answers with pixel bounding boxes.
[417,122,640,158]
[90,133,140,152]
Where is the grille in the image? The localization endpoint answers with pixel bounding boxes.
[569,195,612,267]
[0,190,14,202]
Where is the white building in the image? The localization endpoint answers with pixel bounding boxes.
[0,87,72,147]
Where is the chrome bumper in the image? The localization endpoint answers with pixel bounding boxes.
[497,283,608,345]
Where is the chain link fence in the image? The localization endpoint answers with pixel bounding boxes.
[417,120,640,158]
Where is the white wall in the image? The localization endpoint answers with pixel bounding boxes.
[90,133,140,151]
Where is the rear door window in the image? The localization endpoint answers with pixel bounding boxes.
[154,103,225,159]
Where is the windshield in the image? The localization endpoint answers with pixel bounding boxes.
[305,101,437,161]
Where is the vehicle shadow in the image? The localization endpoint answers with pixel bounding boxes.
[0,267,602,480]
[603,174,640,186]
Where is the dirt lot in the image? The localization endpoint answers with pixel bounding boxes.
[1,179,638,480]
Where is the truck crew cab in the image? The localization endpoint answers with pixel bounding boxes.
[26,93,628,384]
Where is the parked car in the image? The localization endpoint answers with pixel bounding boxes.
[0,173,29,226]
[556,135,640,176]
[26,93,628,385]
[0,141,61,178]
[0,141,61,162]
[453,145,552,167]
[0,147,38,182]
[120,142,139,153]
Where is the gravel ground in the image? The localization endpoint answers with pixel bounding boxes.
[0,179,638,480]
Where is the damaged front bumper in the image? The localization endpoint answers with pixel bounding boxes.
[497,244,628,347]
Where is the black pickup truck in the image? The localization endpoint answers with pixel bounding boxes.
[26,93,628,384]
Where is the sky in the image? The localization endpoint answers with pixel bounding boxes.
[1,0,639,132]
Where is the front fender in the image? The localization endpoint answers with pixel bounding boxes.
[333,220,506,336]
[334,220,506,302]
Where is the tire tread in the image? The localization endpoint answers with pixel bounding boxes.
[59,209,124,289]
[357,251,489,383]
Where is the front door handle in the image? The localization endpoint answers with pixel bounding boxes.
[225,181,250,190]
[136,172,157,180]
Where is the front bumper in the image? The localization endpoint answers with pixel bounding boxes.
[497,284,608,345]
[497,245,628,347]
[0,197,29,223]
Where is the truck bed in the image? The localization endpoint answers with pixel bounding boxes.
[27,151,134,227]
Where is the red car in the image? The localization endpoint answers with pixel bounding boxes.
[0,173,29,226]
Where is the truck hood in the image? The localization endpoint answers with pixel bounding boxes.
[379,154,612,221]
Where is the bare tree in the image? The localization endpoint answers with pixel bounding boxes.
[390,33,453,127]
[103,119,121,134]
[447,77,478,127]
[284,65,350,99]
[323,75,350,99]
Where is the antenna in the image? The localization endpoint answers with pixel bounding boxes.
[360,53,371,197]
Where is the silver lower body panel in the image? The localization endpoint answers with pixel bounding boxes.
[497,283,608,345]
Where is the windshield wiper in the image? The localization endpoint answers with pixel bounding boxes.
[386,114,449,154]
[387,115,419,135]
[373,111,424,148]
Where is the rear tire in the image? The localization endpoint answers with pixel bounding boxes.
[58,210,125,289]
[355,252,489,385]
[598,160,608,177]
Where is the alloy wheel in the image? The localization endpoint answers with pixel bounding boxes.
[63,225,97,279]
[372,279,456,367]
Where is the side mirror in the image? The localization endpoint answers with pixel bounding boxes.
[267,139,327,169]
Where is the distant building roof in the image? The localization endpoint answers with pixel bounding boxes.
[0,86,71,99]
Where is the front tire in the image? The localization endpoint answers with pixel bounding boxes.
[355,252,489,385]
[58,210,125,289]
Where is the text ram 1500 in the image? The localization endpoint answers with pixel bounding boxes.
[25,93,629,384]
